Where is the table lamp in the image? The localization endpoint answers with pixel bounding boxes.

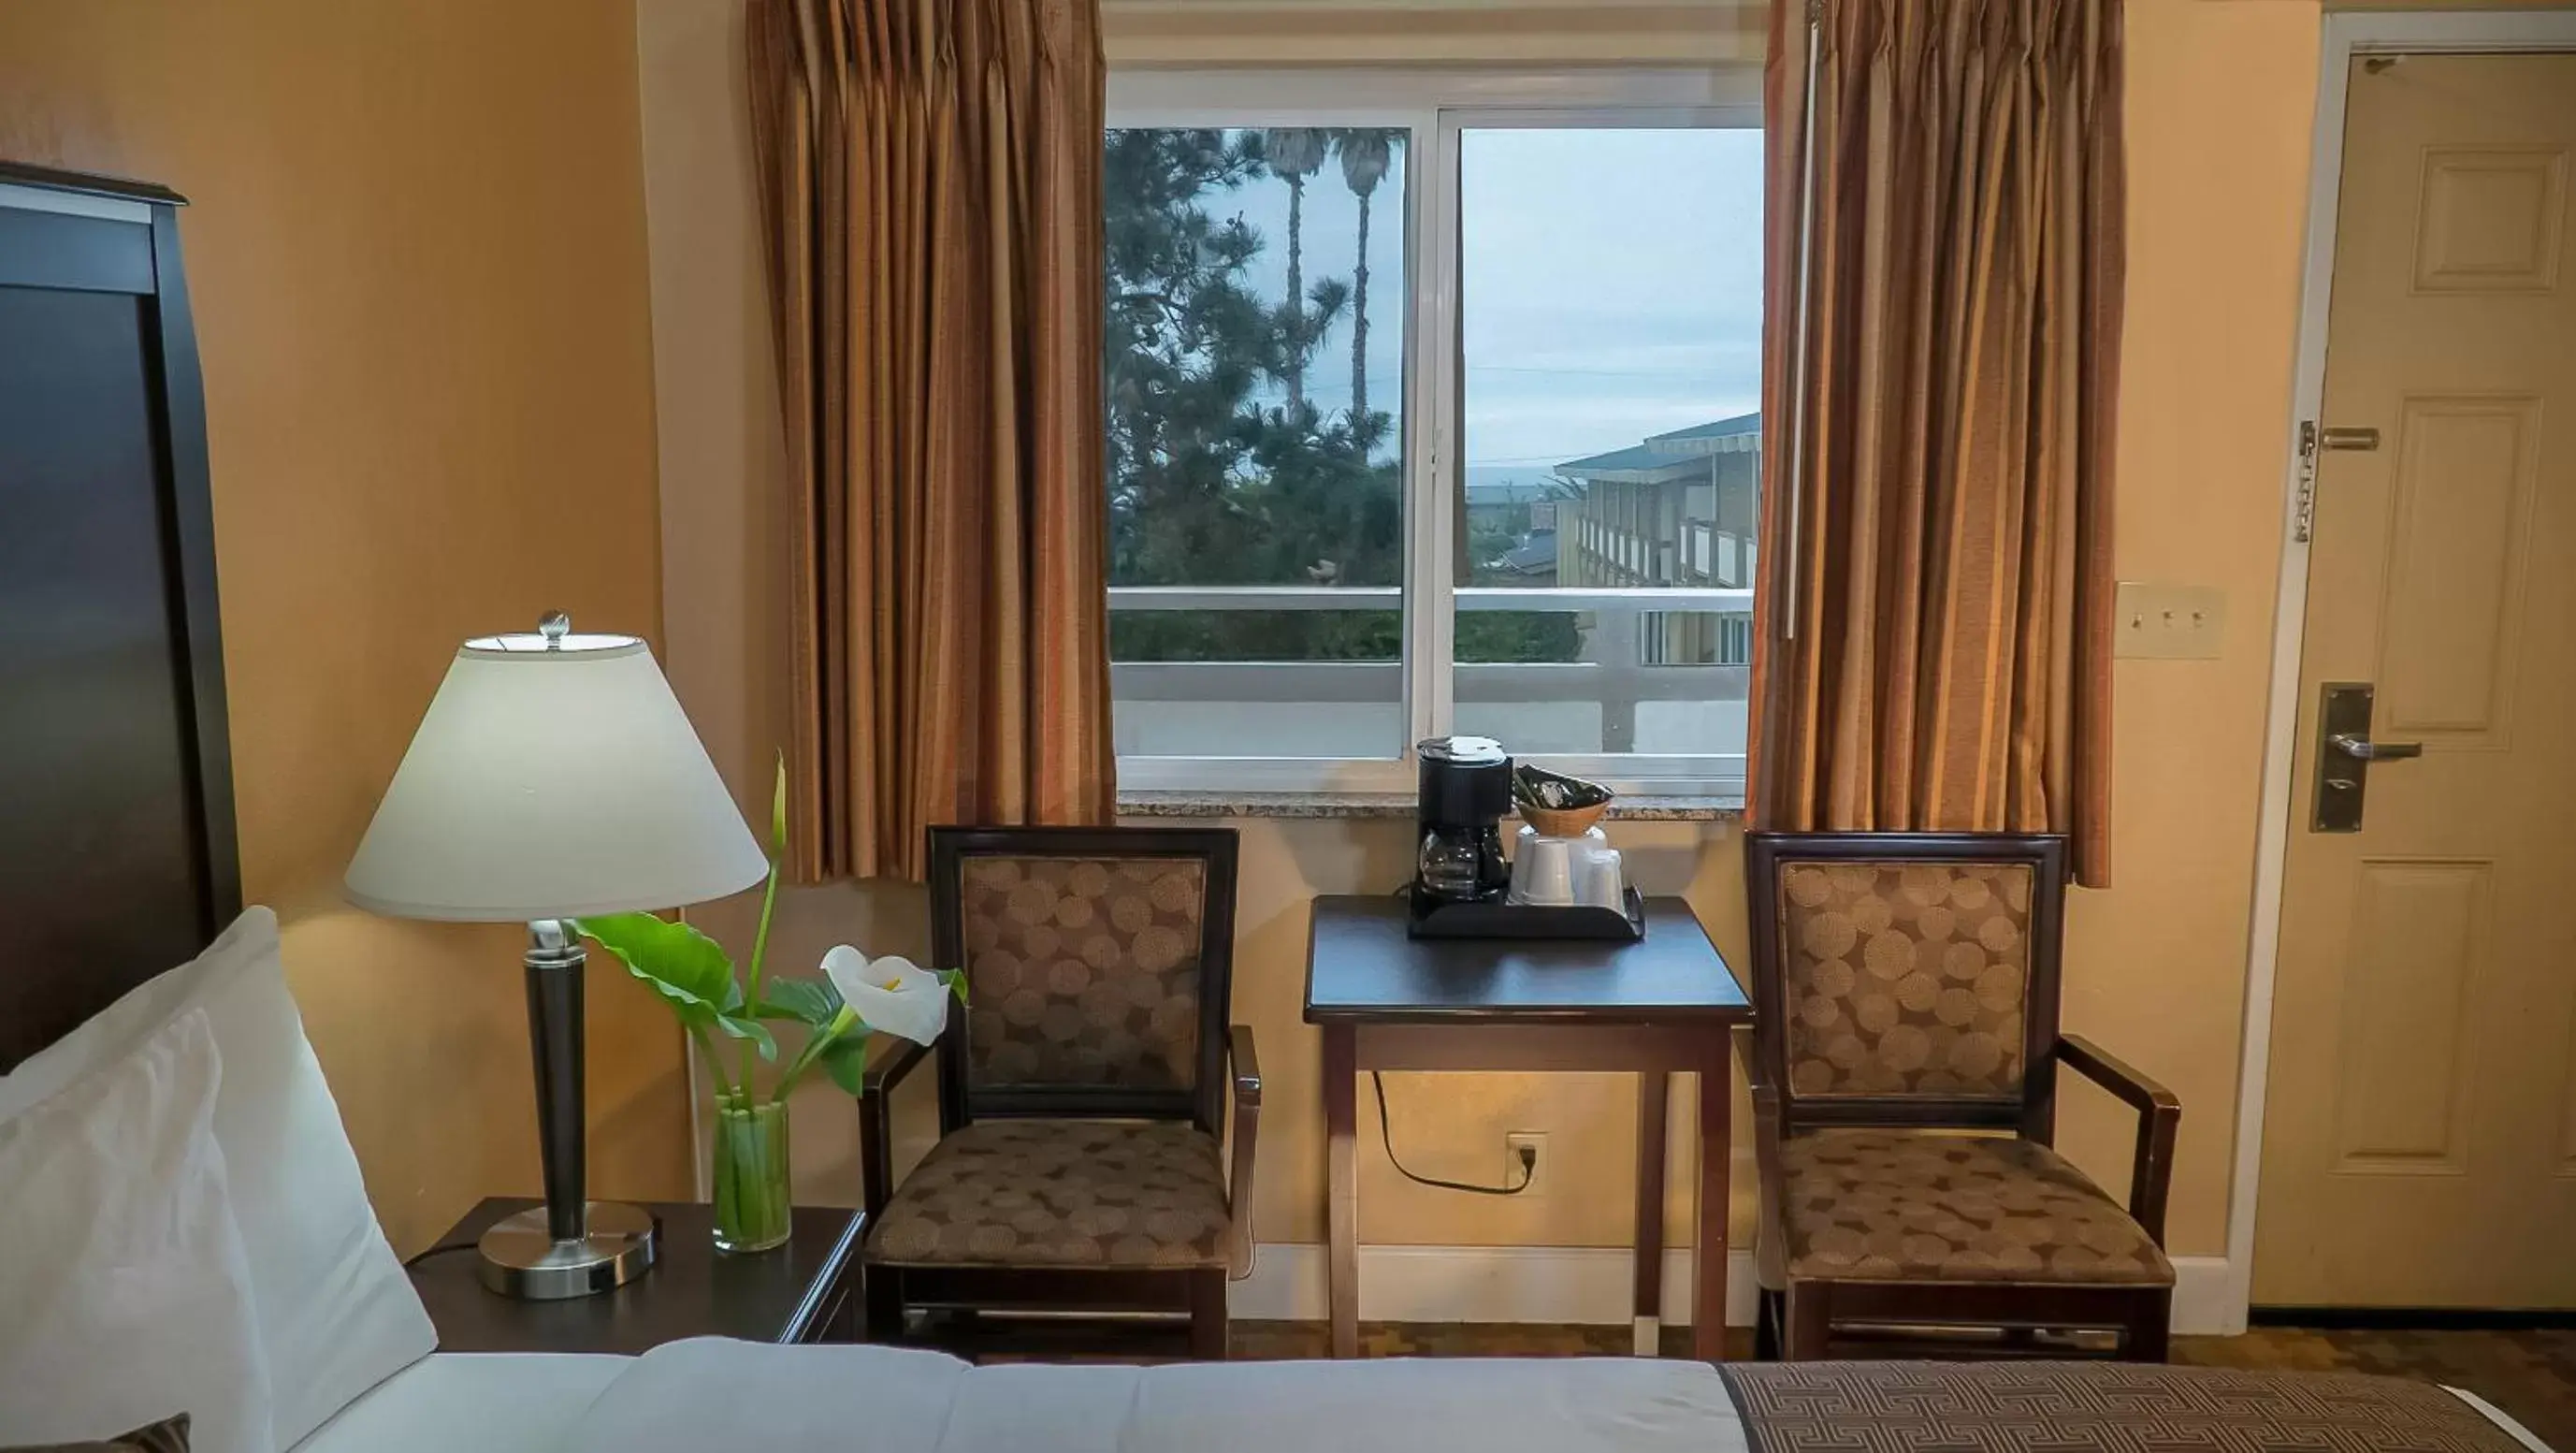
[345,613,766,1300]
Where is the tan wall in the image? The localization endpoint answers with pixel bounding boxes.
[642,0,2327,1266]
[0,0,695,1254]
[2327,0,2576,10]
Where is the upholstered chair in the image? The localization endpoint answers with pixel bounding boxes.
[1744,833,2179,1361]
[855,826,1257,1359]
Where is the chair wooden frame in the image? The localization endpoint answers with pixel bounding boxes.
[1744,832,2181,1362]
[857,825,1258,1359]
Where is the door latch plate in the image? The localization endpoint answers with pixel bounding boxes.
[2312,682,2378,833]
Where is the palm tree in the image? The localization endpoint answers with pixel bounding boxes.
[1263,127,1328,410]
[1334,128,1396,421]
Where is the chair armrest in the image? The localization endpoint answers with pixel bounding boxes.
[2058,1033,2178,1114]
[854,1035,932,1221]
[1226,1024,1261,1279]
[862,1035,933,1097]
[2057,1032,2181,1244]
[1229,1024,1262,1111]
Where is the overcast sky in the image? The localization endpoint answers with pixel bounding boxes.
[1191,126,1766,478]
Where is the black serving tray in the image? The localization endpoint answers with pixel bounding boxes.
[1404,885,1647,942]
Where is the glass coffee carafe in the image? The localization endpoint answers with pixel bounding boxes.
[1418,825,1497,901]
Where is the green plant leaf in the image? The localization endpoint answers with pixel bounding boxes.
[818,1034,871,1096]
[939,967,969,1004]
[574,913,739,1028]
[752,977,843,1028]
[714,1013,778,1062]
[770,751,789,856]
[770,1004,861,1101]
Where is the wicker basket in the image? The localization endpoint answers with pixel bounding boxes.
[1520,800,1610,838]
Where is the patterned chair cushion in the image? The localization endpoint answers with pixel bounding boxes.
[1777,861,2036,1099]
[1780,1128,2172,1286]
[958,857,1208,1093]
[864,1119,1231,1271]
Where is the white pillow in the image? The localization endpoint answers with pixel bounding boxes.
[0,1010,275,1453]
[0,908,438,1446]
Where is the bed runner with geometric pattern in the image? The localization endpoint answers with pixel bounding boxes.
[1717,1360,2541,1453]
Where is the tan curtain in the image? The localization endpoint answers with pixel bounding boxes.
[749,0,1115,883]
[1750,0,2122,884]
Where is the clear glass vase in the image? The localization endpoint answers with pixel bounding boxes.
[711,1090,792,1254]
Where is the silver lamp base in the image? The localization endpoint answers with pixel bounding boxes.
[475,1201,658,1300]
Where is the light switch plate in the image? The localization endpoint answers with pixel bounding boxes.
[2114,581,2226,660]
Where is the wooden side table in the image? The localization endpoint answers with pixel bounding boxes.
[1304,895,1752,1362]
[407,1199,865,1354]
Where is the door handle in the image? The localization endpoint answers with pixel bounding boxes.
[2312,682,2419,833]
[2327,732,2423,763]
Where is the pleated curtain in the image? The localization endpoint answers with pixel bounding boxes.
[1751,0,2124,884]
[749,0,1115,882]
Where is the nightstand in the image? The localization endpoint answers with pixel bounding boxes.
[407,1199,865,1354]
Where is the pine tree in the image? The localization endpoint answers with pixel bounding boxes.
[1104,127,1397,663]
[1103,126,1569,669]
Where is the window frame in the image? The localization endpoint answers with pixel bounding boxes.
[1107,68,1763,801]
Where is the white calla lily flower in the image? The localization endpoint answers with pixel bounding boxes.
[820,946,950,1046]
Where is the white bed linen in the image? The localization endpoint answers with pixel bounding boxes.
[2451,1389,2555,1453]
[552,1339,2559,1453]
[290,1352,631,1453]
[560,1339,1751,1453]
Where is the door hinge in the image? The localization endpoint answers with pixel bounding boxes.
[2293,421,2319,544]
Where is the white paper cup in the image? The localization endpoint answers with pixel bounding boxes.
[1515,835,1577,906]
[1576,845,1624,908]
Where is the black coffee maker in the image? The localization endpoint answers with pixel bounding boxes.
[1413,735,1513,903]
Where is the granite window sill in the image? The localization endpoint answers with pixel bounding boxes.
[1115,790,1744,822]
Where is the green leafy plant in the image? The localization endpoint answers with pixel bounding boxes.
[571,757,963,1106]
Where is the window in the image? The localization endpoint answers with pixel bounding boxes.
[1106,72,1762,797]
[1105,123,1412,764]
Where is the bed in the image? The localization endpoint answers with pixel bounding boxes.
[0,160,2555,1453]
[290,1355,630,1453]
[300,1340,2560,1453]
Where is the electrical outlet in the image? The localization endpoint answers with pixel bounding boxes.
[1505,1132,1546,1199]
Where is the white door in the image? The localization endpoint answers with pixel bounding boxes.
[2255,52,2576,1309]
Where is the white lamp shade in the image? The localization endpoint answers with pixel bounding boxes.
[345,632,768,922]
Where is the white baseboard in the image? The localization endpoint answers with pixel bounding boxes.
[1230,1244,2236,1337]
[2173,1257,2240,1338]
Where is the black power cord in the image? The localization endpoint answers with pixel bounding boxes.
[1371,1071,1537,1197]
[401,1240,480,1270]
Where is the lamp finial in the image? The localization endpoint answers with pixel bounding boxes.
[539,611,571,648]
